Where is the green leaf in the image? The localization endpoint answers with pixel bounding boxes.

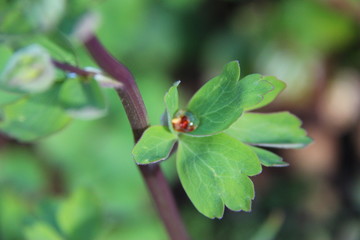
[0,90,24,107]
[33,36,77,65]
[250,146,288,167]
[0,45,13,68]
[0,191,28,240]
[133,126,177,164]
[57,189,100,240]
[59,77,107,120]
[0,0,65,37]
[24,222,64,240]
[0,84,71,142]
[177,133,262,218]
[164,81,180,133]
[225,112,312,148]
[0,44,56,94]
[245,76,286,111]
[186,61,273,136]
[236,74,275,109]
[186,61,241,136]
[0,47,25,107]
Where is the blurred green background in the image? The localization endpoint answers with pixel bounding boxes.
[1,0,360,239]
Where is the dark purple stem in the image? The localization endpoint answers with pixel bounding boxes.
[52,60,93,77]
[83,35,190,240]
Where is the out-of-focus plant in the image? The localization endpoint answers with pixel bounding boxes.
[0,0,312,239]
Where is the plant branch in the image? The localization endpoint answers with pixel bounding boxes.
[83,34,190,240]
[52,60,93,77]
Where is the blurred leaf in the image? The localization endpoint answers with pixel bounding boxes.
[0,45,13,67]
[0,147,47,194]
[24,222,64,240]
[34,36,78,65]
[187,61,273,136]
[250,211,285,240]
[164,81,180,133]
[0,47,24,106]
[177,133,261,218]
[0,44,56,94]
[255,45,316,103]
[59,77,107,120]
[57,189,100,240]
[0,90,24,107]
[99,219,168,240]
[27,0,66,32]
[0,0,65,37]
[250,146,288,167]
[226,112,312,148]
[0,191,28,240]
[0,84,71,141]
[132,126,177,164]
[163,0,205,10]
[277,0,356,53]
[37,90,149,216]
[0,1,34,37]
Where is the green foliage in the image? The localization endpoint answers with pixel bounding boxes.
[187,61,274,136]
[59,76,107,120]
[276,0,355,53]
[0,191,29,240]
[0,0,65,37]
[245,76,286,111]
[0,84,71,141]
[225,112,312,148]
[57,0,101,40]
[0,45,13,67]
[24,222,64,240]
[0,90,23,107]
[2,0,355,238]
[23,189,100,240]
[56,189,101,240]
[133,61,312,218]
[0,45,108,140]
[177,134,261,218]
[0,0,312,220]
[132,126,177,164]
[164,81,180,133]
[32,36,78,65]
[250,146,288,167]
[0,44,56,94]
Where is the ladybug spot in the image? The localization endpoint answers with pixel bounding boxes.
[171,110,198,133]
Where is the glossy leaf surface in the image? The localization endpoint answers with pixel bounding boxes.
[133,126,177,164]
[187,62,274,136]
[226,112,312,148]
[250,146,288,167]
[245,76,286,111]
[177,133,261,218]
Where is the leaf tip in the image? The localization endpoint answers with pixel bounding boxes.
[224,60,241,79]
[173,80,181,87]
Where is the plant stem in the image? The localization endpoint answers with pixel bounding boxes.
[84,35,190,240]
[52,60,93,77]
